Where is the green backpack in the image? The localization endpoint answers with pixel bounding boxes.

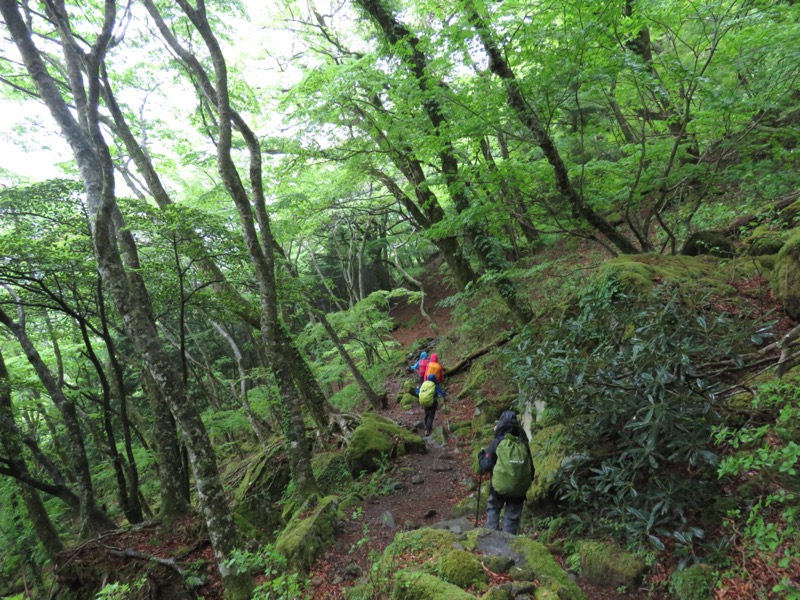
[418,380,436,407]
[491,433,533,498]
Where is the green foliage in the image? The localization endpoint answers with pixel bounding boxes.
[509,280,764,553]
[94,577,147,599]
[225,546,307,600]
[714,380,800,597]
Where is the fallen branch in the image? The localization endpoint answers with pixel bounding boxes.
[447,331,516,377]
[109,549,185,576]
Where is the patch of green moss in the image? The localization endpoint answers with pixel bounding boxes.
[598,254,742,299]
[390,569,478,600]
[743,227,789,256]
[480,588,514,600]
[528,424,565,504]
[578,541,645,589]
[346,413,426,476]
[439,549,488,589]
[312,452,353,495]
[452,483,489,519]
[345,582,376,600]
[510,537,586,600]
[381,529,459,576]
[274,495,339,571]
[669,564,717,600]
[757,254,778,270]
[772,229,800,320]
[401,393,418,410]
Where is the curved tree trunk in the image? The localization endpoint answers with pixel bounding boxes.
[0,3,250,596]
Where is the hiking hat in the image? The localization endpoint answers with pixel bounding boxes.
[498,410,518,426]
[420,352,428,359]
[430,353,439,362]
[427,374,437,382]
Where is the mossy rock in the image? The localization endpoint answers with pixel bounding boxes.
[390,569,478,599]
[403,380,418,394]
[439,549,489,589]
[431,425,448,445]
[757,254,778,270]
[743,227,790,256]
[480,588,514,600]
[598,254,736,298]
[381,529,460,576]
[669,564,717,600]
[312,452,353,495]
[510,537,584,600]
[772,230,800,320]
[345,582,376,600]
[346,413,426,476]
[274,495,340,571]
[528,424,565,504]
[681,230,736,258]
[464,529,585,600]
[452,483,489,519]
[579,541,645,589]
[780,198,800,225]
[401,393,418,410]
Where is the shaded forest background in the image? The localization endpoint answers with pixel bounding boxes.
[0,0,799,598]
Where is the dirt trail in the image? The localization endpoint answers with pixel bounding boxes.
[309,269,479,599]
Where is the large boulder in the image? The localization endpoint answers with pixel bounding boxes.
[345,413,426,476]
[274,495,340,571]
[681,230,736,258]
[743,227,790,256]
[578,541,646,589]
[377,527,585,600]
[772,230,800,320]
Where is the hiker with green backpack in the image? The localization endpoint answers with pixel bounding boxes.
[478,410,534,534]
[416,373,446,436]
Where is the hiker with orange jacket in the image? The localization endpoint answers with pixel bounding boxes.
[426,353,444,384]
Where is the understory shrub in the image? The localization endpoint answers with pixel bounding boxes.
[508,280,767,553]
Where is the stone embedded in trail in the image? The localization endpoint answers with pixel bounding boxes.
[423,509,437,519]
[411,474,424,484]
[431,463,452,472]
[429,516,475,534]
[380,510,396,528]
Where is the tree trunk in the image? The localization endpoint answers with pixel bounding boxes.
[0,305,115,535]
[0,3,250,595]
[0,349,65,559]
[466,3,638,256]
[355,0,533,323]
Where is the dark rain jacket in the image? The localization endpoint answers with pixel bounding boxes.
[478,412,534,476]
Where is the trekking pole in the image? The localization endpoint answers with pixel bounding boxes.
[475,472,482,527]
